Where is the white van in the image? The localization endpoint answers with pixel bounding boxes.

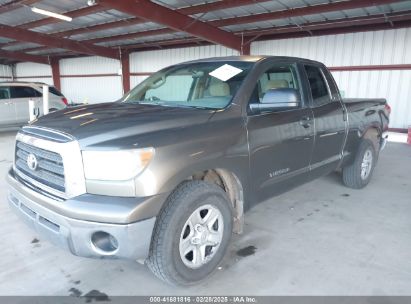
[0,81,68,128]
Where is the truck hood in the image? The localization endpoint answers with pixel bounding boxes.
[30,102,215,147]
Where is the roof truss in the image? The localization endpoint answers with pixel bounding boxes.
[0,24,118,59]
[98,0,245,52]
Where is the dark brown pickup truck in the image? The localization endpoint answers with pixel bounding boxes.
[7,56,390,285]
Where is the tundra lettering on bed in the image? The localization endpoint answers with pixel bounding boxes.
[6,56,390,285]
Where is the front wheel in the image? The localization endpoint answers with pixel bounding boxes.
[342,139,376,189]
[146,181,233,286]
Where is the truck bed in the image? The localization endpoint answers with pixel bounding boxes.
[343,98,386,104]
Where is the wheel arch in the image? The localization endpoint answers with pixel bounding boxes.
[361,126,380,154]
[188,168,244,234]
[163,168,245,234]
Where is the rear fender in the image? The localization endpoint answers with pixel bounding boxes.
[361,126,380,154]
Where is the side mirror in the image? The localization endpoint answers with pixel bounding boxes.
[249,88,300,112]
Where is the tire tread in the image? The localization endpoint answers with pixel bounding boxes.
[342,139,375,189]
[146,181,230,285]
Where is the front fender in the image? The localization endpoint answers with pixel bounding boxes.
[133,115,250,206]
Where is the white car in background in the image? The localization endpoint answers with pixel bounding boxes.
[0,81,68,128]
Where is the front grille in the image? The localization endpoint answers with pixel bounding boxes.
[15,141,65,193]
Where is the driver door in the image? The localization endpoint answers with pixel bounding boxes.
[246,62,315,200]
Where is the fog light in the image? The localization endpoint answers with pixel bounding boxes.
[91,231,118,254]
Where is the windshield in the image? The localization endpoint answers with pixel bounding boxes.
[122,61,254,109]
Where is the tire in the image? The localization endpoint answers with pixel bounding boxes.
[146,180,233,286]
[342,139,376,189]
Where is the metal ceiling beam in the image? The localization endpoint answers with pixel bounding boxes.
[7,0,405,56]
[210,0,404,27]
[87,28,174,44]
[2,0,268,51]
[5,0,269,45]
[19,5,107,29]
[0,24,118,58]
[0,0,39,14]
[55,18,144,38]
[249,19,411,42]
[0,49,48,64]
[112,12,411,52]
[98,0,245,52]
[52,0,271,37]
[53,16,411,58]
[23,0,405,52]
[239,10,411,39]
[53,0,410,47]
[28,9,411,56]
[174,0,270,15]
[1,5,107,48]
[20,28,176,53]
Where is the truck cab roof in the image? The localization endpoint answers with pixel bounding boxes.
[183,55,324,66]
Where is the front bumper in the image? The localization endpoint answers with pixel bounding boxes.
[7,169,161,260]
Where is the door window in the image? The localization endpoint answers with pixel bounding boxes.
[304,65,331,107]
[10,86,41,98]
[257,65,299,101]
[48,86,63,96]
[249,64,301,108]
[0,87,10,99]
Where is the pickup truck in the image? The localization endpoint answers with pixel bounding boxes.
[6,56,390,286]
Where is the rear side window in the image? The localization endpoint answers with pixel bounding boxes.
[0,86,10,99]
[48,86,63,96]
[10,86,41,98]
[304,65,330,107]
[32,86,64,97]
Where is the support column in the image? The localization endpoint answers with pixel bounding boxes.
[50,58,61,90]
[241,43,251,56]
[121,50,130,94]
[10,64,16,81]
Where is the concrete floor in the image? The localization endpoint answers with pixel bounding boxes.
[0,131,410,296]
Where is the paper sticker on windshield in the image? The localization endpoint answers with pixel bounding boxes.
[209,64,243,81]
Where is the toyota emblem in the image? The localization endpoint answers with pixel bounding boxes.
[27,153,38,171]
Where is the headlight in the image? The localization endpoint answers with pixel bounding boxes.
[82,148,154,181]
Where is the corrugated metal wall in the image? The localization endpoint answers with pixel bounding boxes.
[251,28,411,66]
[0,64,12,80]
[332,70,411,130]
[130,45,239,87]
[60,56,123,104]
[15,62,53,85]
[251,28,411,128]
[11,28,410,128]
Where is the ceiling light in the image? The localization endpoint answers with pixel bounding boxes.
[31,7,72,22]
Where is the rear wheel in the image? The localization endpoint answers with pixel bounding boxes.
[342,139,376,189]
[146,181,233,286]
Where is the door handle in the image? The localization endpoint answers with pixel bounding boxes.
[299,116,311,128]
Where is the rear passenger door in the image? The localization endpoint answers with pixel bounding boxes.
[11,86,42,124]
[302,64,346,174]
[0,86,16,126]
